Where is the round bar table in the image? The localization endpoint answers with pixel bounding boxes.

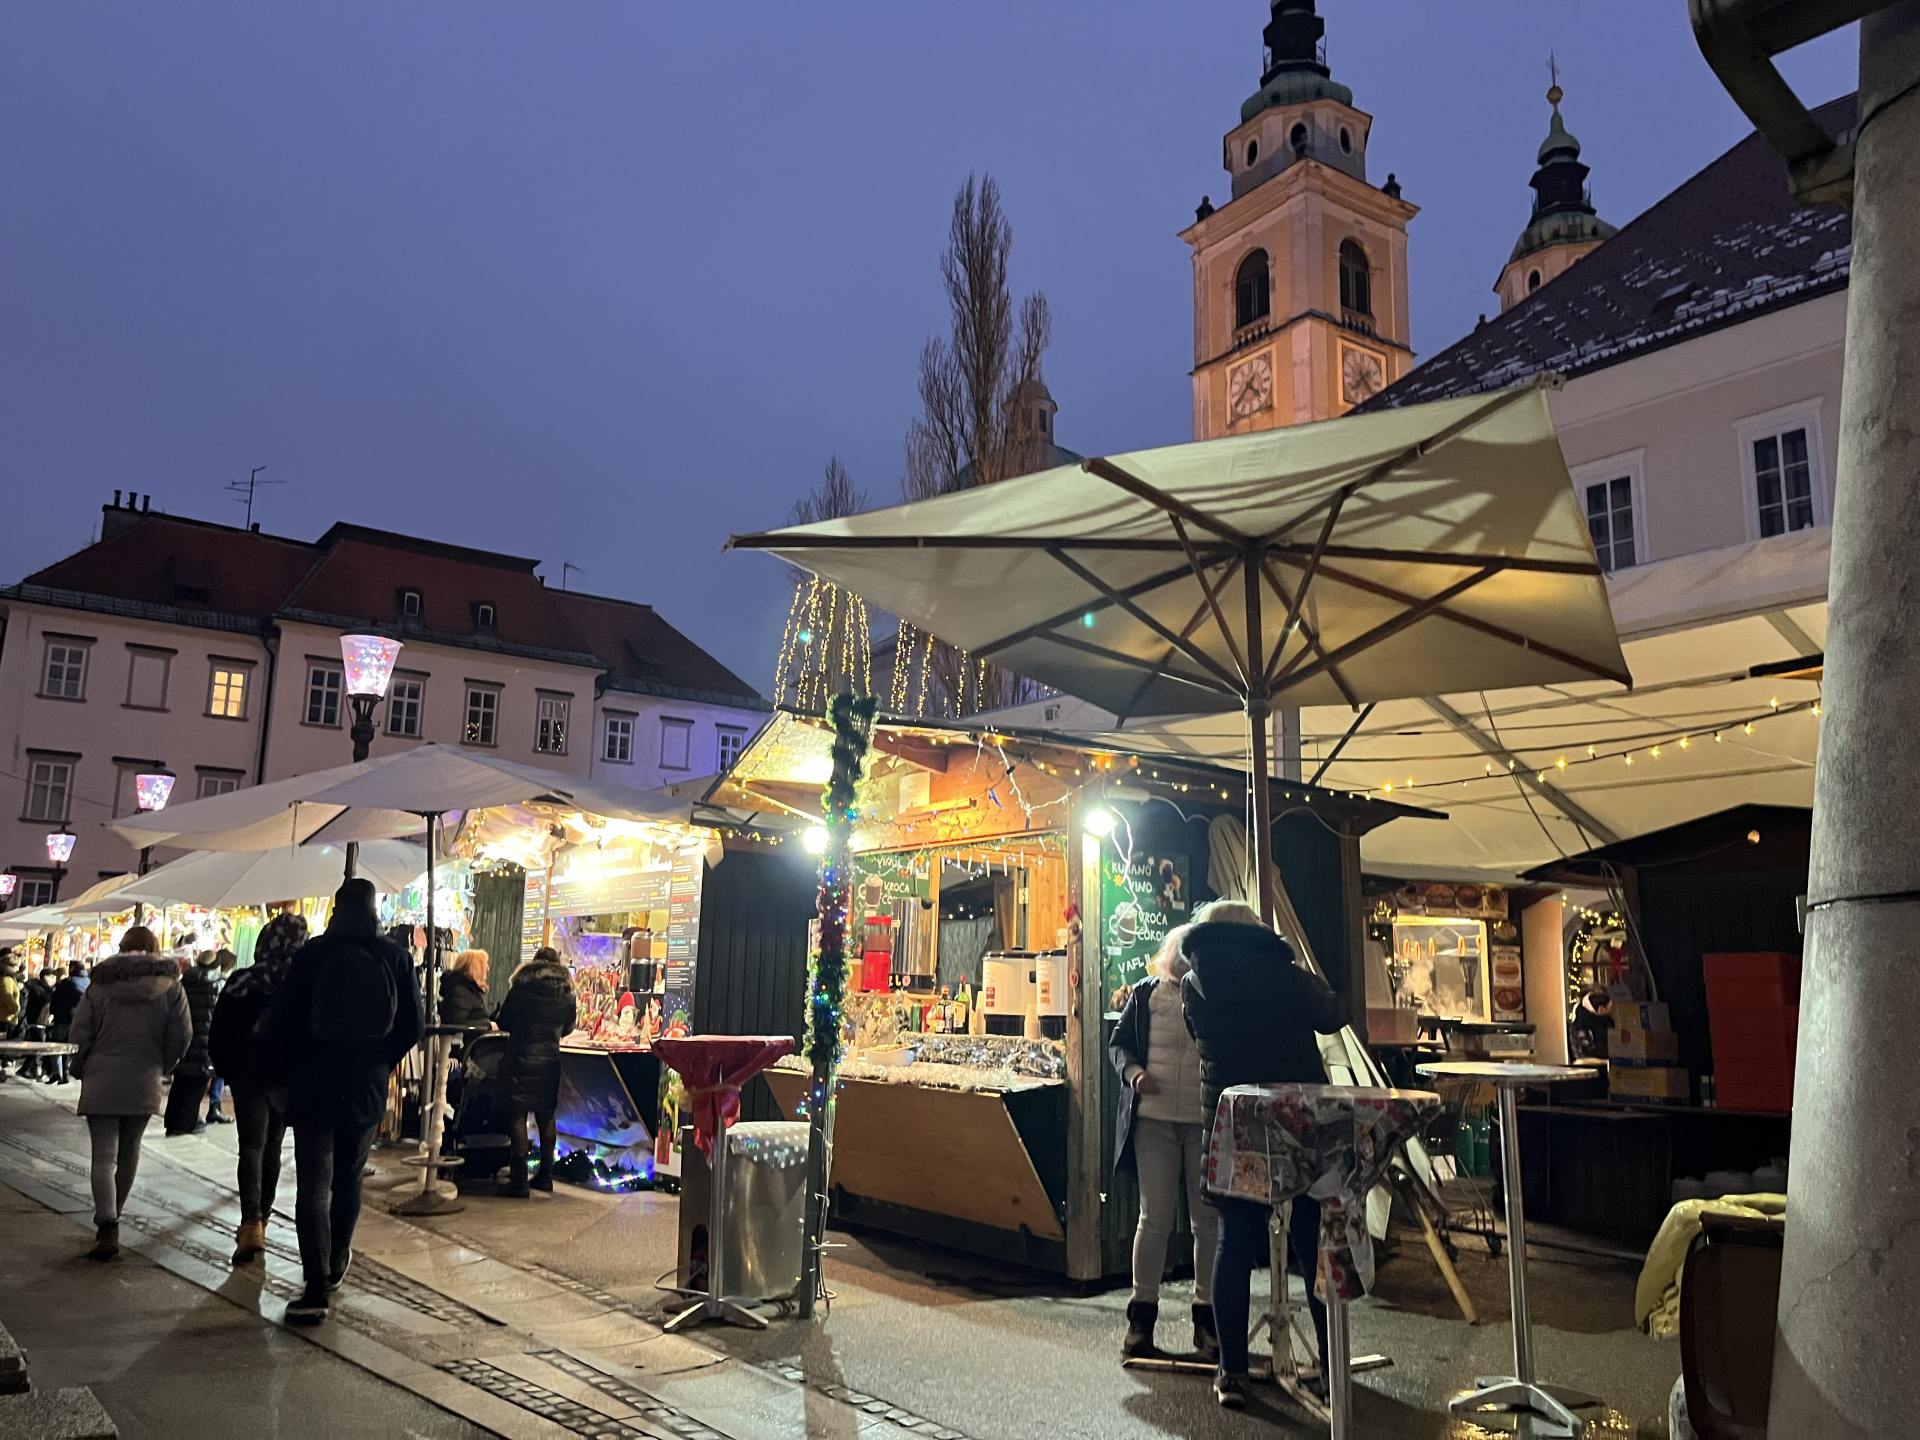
[1207,1082,1442,1438]
[1419,1060,1600,1437]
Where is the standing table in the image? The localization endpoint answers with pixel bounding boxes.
[653,1035,796,1332]
[1208,1082,1442,1439]
[1420,1061,1600,1436]
[0,1040,77,1079]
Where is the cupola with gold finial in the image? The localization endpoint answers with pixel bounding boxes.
[1495,60,1617,313]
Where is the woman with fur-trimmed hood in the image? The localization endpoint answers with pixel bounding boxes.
[491,947,577,1197]
[69,925,191,1260]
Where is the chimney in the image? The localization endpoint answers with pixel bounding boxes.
[112,489,122,508]
[142,494,151,513]
[250,522,260,533]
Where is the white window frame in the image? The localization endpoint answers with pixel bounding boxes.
[304,663,344,728]
[716,725,749,772]
[1737,399,1830,542]
[659,716,693,772]
[1569,450,1647,575]
[387,674,425,737]
[13,875,55,909]
[196,769,244,799]
[535,693,570,755]
[464,685,500,747]
[23,757,74,823]
[41,639,90,700]
[207,663,251,720]
[603,712,635,764]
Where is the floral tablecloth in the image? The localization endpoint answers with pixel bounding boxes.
[1206,1082,1441,1298]
[652,1035,797,1161]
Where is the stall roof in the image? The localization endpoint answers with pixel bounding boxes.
[710,707,1440,839]
[1522,804,1811,884]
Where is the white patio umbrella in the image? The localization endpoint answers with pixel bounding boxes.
[56,873,143,918]
[119,840,427,909]
[0,904,67,944]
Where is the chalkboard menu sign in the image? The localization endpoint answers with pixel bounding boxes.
[1099,844,1191,1002]
[852,849,932,916]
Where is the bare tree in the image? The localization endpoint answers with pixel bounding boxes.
[788,454,866,527]
[900,174,1053,715]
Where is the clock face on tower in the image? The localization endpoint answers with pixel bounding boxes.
[1229,351,1274,422]
[1341,345,1385,406]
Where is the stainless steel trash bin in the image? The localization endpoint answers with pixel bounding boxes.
[676,1120,808,1300]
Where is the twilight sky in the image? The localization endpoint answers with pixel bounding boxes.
[0,4,1856,688]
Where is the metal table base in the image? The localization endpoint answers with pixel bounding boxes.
[662,1106,767,1333]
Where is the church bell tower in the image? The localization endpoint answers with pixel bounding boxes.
[1180,1,1418,439]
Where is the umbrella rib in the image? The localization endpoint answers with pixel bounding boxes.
[1307,702,1377,786]
[1260,490,1349,683]
[1081,456,1246,544]
[1046,548,1242,692]
[972,556,1222,661]
[1269,542,1600,575]
[1113,557,1245,724]
[1258,383,1545,545]
[729,532,1195,553]
[1275,566,1501,693]
[1313,559,1632,685]
[1170,517,1251,686]
[1029,629,1238,698]
[1258,557,1360,708]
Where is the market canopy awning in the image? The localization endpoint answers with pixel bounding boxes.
[0,904,67,942]
[120,839,428,908]
[732,383,1629,719]
[108,743,694,854]
[58,873,143,917]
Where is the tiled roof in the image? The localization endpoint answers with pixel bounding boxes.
[9,506,762,709]
[551,589,768,709]
[1367,94,1856,408]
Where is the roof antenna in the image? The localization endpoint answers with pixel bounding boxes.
[561,562,585,592]
[224,465,284,529]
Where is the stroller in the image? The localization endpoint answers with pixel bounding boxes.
[446,1031,515,1184]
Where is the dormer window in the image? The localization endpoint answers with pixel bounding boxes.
[1290,122,1310,156]
[1246,139,1260,167]
[474,602,497,634]
[399,588,423,622]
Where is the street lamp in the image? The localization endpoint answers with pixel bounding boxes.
[341,634,403,763]
[132,771,176,924]
[45,830,76,904]
[0,873,16,910]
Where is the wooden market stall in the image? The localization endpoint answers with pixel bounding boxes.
[706,709,1433,1279]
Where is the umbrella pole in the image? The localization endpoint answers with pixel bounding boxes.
[1243,560,1278,924]
[344,841,359,881]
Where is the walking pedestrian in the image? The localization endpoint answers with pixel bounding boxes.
[203,948,238,1125]
[491,947,576,1198]
[209,914,308,1266]
[1180,899,1346,1411]
[68,925,191,1260]
[165,950,222,1135]
[48,961,90,1084]
[270,879,422,1323]
[1110,924,1218,1364]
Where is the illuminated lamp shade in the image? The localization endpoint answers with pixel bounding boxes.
[0,874,16,899]
[801,825,830,855]
[45,832,77,865]
[340,634,403,698]
[1082,807,1117,839]
[135,772,177,812]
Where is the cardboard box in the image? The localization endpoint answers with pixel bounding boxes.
[1610,1025,1680,1063]
[1609,1063,1691,1102]
[1622,1002,1671,1032]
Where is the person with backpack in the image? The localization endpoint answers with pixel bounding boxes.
[491,947,577,1198]
[269,879,423,1323]
[209,913,308,1266]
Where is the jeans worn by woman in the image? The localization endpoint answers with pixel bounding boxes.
[1211,1193,1328,1377]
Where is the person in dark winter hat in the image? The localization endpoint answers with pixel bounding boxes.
[491,946,577,1197]
[270,879,422,1323]
[1181,899,1345,1412]
[209,911,309,1265]
[69,926,191,1260]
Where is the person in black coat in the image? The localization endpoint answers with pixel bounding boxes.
[491,947,577,1197]
[48,962,89,1084]
[438,950,493,1031]
[209,911,309,1266]
[165,953,222,1135]
[1181,901,1346,1410]
[269,879,424,1323]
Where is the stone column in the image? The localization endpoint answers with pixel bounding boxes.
[1769,8,1920,1434]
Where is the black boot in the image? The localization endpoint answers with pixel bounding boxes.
[1192,1303,1220,1363]
[1121,1301,1159,1360]
[495,1154,530,1198]
[531,1138,554,1192]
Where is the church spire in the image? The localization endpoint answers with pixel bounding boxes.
[1262,0,1330,84]
[1494,63,1617,312]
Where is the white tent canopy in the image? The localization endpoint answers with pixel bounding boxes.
[0,904,68,942]
[120,840,427,909]
[58,873,143,918]
[108,744,693,854]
